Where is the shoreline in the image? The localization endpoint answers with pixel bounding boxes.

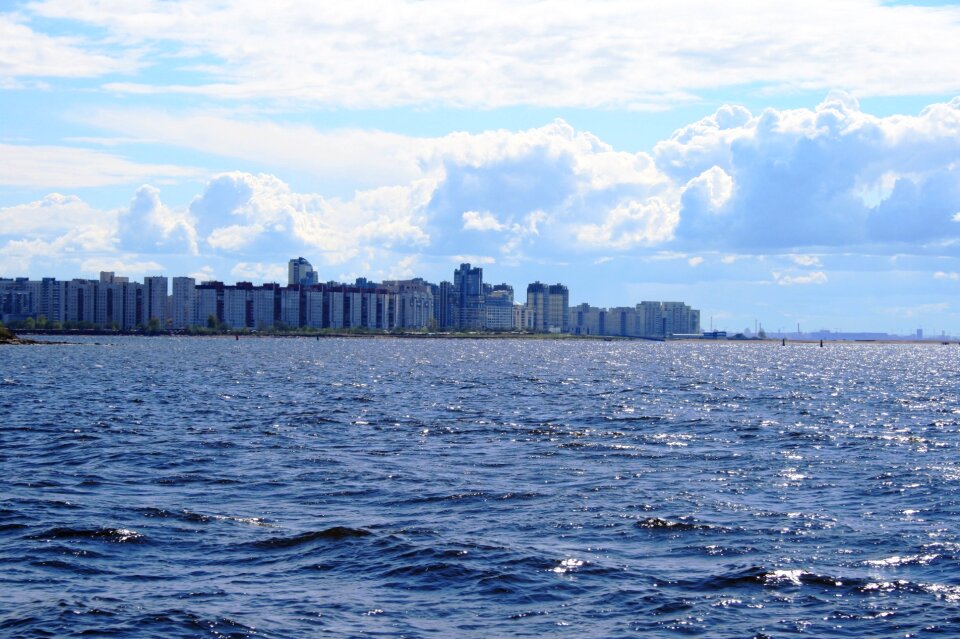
[10,329,956,345]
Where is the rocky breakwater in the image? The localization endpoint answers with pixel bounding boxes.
[0,326,37,345]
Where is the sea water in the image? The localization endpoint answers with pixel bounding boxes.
[3,337,960,637]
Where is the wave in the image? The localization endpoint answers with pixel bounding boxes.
[27,527,145,543]
[252,526,372,549]
[678,565,929,594]
[636,517,729,532]
[139,507,272,527]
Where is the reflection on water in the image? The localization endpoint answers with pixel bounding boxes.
[2,337,960,637]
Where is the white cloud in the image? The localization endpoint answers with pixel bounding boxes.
[0,143,202,188]
[575,198,678,249]
[6,95,960,287]
[666,94,960,250]
[120,185,198,254]
[934,271,960,281]
[791,254,822,267]
[772,270,828,286]
[25,1,960,108]
[230,261,286,283]
[688,256,704,267]
[79,257,165,277]
[0,193,111,236]
[451,255,496,265]
[208,224,264,251]
[97,98,960,260]
[462,210,505,232]
[190,171,430,262]
[189,266,217,282]
[376,254,419,281]
[683,166,734,211]
[77,110,423,190]
[0,193,117,274]
[0,13,134,81]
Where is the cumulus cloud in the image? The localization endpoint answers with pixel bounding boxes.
[189,171,430,262]
[575,198,677,250]
[120,185,198,254]
[7,94,960,288]
[82,96,960,261]
[663,93,960,251]
[0,194,117,274]
[0,193,109,236]
[423,120,677,257]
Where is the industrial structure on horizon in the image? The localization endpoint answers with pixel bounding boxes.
[1,257,700,338]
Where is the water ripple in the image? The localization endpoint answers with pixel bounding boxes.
[3,337,960,637]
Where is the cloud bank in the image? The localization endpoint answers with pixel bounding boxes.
[4,95,960,289]
[11,1,960,108]
[663,92,960,251]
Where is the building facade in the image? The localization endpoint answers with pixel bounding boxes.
[171,277,196,329]
[384,279,435,329]
[484,284,514,331]
[526,281,569,333]
[288,257,318,286]
[453,263,484,331]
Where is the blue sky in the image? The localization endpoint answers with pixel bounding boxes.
[3,1,960,334]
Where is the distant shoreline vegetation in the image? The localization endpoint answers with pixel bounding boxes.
[0,324,38,345]
[7,325,645,340]
[5,325,954,345]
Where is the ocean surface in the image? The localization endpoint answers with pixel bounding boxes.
[3,337,960,638]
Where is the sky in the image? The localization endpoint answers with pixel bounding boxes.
[3,1,960,334]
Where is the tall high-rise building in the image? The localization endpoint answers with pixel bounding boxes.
[280,287,302,328]
[144,276,168,327]
[195,281,223,328]
[484,284,514,331]
[635,301,699,337]
[547,284,569,333]
[569,303,605,335]
[383,279,435,329]
[171,277,196,329]
[95,280,125,328]
[453,263,484,330]
[435,281,455,330]
[122,282,144,329]
[288,257,318,286]
[661,301,699,336]
[526,282,548,331]
[526,281,568,332]
[65,279,97,325]
[512,303,528,332]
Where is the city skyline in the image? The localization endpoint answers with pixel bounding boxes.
[3,2,960,334]
[0,258,702,338]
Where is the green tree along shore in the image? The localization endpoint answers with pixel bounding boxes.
[0,323,38,344]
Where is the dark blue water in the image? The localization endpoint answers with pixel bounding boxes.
[3,337,960,637]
